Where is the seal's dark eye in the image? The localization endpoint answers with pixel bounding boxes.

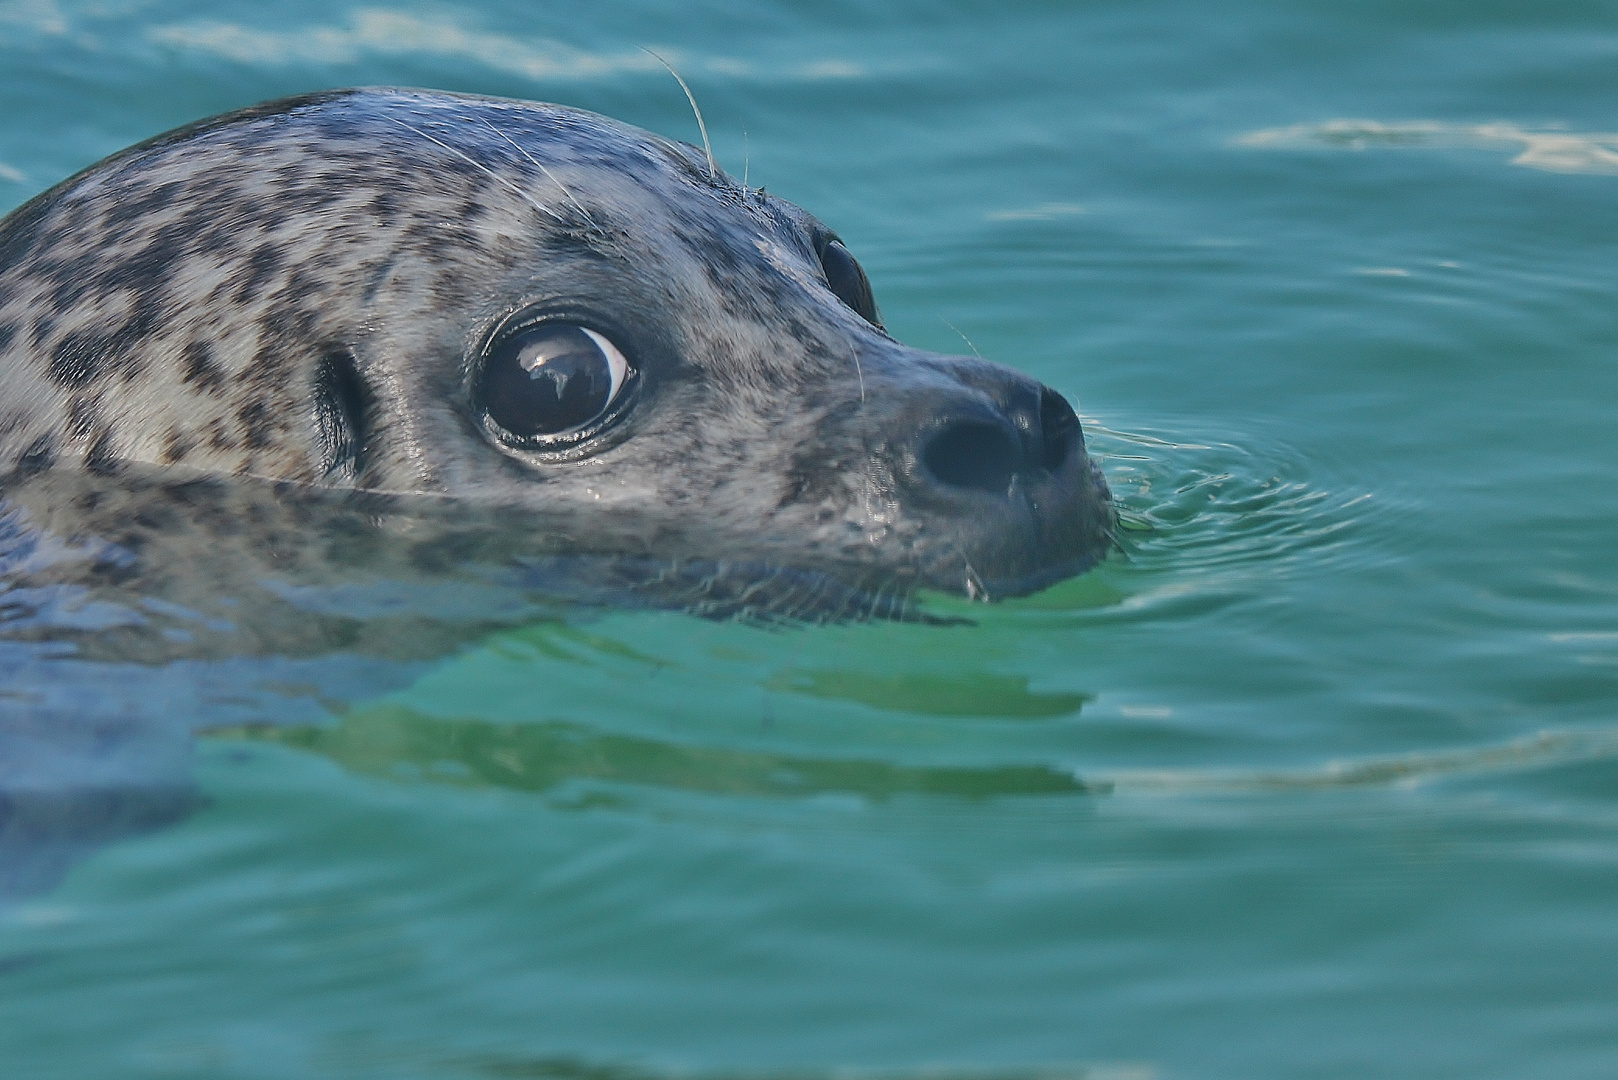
[818,239,882,328]
[482,324,631,440]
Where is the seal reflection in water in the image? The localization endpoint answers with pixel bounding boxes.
[0,89,1111,894]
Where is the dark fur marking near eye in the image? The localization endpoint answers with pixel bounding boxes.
[312,347,374,482]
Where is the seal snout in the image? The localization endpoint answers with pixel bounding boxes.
[849,358,1111,599]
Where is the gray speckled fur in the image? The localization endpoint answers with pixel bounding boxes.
[0,87,1111,636]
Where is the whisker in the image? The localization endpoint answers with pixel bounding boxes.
[640,47,717,178]
[475,115,599,230]
[941,318,985,360]
[383,115,564,224]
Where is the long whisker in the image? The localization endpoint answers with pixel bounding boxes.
[640,47,717,178]
[475,115,598,230]
[384,115,564,224]
[940,317,985,360]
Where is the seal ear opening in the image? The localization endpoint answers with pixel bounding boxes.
[312,347,375,484]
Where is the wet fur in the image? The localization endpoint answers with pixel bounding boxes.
[0,87,1112,640]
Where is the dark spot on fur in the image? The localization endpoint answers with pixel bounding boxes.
[28,315,55,350]
[46,310,158,389]
[15,434,55,477]
[181,341,226,394]
[85,429,119,475]
[132,501,178,531]
[205,418,235,451]
[258,269,326,343]
[115,218,194,290]
[235,244,284,304]
[0,187,58,284]
[368,190,399,226]
[102,179,187,228]
[162,427,194,464]
[48,330,110,388]
[236,399,277,450]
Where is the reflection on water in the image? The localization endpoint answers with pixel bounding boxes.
[1099,727,1618,794]
[1238,120,1618,175]
[455,1061,1154,1080]
[765,669,1089,719]
[209,705,1099,802]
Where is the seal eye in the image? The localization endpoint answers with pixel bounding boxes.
[818,239,882,328]
[482,324,631,440]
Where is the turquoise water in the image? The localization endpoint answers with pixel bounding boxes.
[4,1,1618,1077]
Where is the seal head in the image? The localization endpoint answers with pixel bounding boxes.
[0,87,1113,622]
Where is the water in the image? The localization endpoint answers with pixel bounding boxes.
[3,1,1617,1077]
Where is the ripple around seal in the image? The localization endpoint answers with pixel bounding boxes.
[935,414,1405,627]
[1089,418,1392,573]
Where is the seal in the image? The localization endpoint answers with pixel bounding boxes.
[0,88,1114,896]
[0,87,1112,644]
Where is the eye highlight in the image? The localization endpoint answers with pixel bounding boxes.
[817,238,882,328]
[481,323,631,442]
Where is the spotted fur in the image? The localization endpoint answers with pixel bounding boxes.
[0,87,1112,636]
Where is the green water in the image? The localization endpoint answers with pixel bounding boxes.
[3,1,1618,1077]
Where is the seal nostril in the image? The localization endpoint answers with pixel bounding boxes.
[923,420,1021,494]
[1038,387,1076,471]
